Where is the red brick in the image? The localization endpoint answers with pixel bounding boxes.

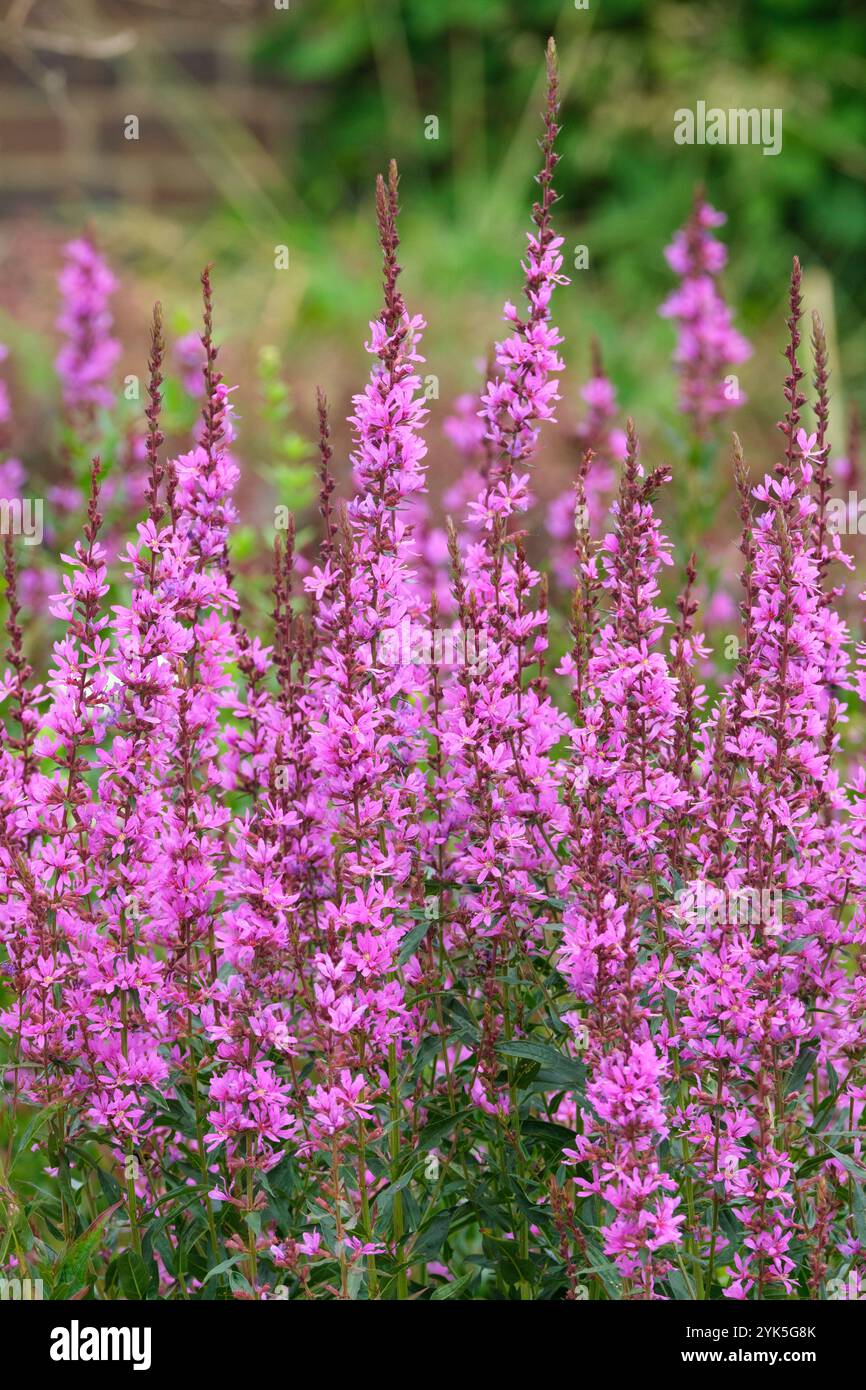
[0,115,67,155]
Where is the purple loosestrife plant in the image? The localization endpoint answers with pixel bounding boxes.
[55,237,121,420]
[1,38,866,1304]
[659,194,752,443]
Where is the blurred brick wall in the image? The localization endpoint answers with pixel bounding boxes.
[0,0,290,214]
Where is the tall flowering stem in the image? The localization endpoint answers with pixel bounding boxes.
[660,192,751,442]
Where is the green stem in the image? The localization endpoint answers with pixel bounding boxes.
[358,1122,379,1299]
[389,1043,408,1299]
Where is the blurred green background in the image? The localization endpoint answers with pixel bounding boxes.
[250,0,866,387]
[1,0,865,531]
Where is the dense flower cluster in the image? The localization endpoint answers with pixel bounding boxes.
[659,194,752,440]
[1,40,865,1302]
[55,237,121,417]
